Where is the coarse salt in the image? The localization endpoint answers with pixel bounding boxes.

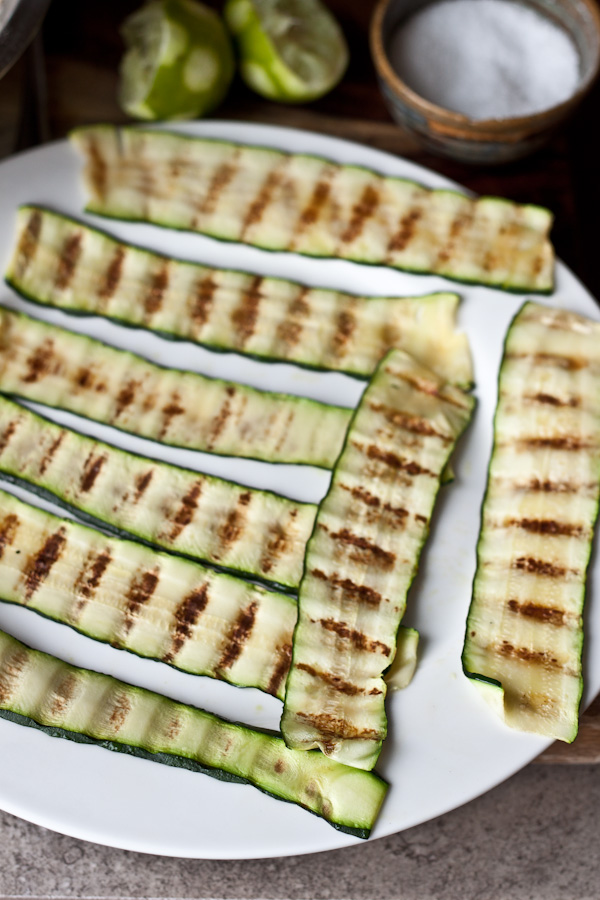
[388,0,581,121]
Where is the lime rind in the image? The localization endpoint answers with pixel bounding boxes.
[225,0,348,103]
[119,0,235,121]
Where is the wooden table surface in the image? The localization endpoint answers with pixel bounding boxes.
[0,0,599,765]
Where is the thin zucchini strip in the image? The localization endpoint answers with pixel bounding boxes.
[0,487,418,698]
[0,486,298,697]
[0,305,351,467]
[0,629,387,838]
[71,125,554,293]
[463,301,600,742]
[0,395,315,589]
[7,205,473,387]
[281,349,474,770]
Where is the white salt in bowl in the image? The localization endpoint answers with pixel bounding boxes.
[370,0,600,163]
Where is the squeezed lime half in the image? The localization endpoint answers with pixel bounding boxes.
[224,0,349,103]
[119,0,235,121]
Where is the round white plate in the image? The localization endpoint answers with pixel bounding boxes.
[0,122,597,859]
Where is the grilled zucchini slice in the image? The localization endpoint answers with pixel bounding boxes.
[0,395,315,590]
[281,348,474,770]
[463,301,600,742]
[70,125,554,293]
[0,628,387,837]
[7,205,473,387]
[0,305,351,467]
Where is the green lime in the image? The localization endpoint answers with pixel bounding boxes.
[224,0,349,103]
[119,0,235,121]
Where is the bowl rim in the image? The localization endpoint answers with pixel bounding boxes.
[370,0,600,134]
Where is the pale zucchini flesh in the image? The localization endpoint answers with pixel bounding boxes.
[70,125,554,293]
[0,628,388,837]
[0,305,352,467]
[0,395,315,590]
[7,205,473,387]
[0,486,418,699]
[281,348,474,770]
[463,301,600,742]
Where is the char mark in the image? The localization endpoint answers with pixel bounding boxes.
[231,276,263,348]
[518,436,592,451]
[24,527,67,600]
[0,420,17,455]
[267,643,293,697]
[217,600,259,671]
[513,556,569,578]
[55,233,83,291]
[144,264,169,317]
[497,640,564,670]
[275,287,310,351]
[259,521,289,574]
[296,177,332,231]
[311,568,384,605]
[108,691,131,732]
[506,517,584,537]
[296,711,382,742]
[330,307,356,358]
[132,470,153,503]
[0,513,19,560]
[88,138,107,199]
[49,673,78,717]
[369,402,452,442]
[164,584,210,662]
[15,209,42,277]
[340,185,380,245]
[79,452,107,492]
[200,161,239,216]
[507,599,566,627]
[364,443,436,477]
[527,392,580,408]
[113,379,138,418]
[121,569,160,635]
[0,648,29,704]
[38,432,65,475]
[158,395,184,439]
[167,481,203,542]
[98,246,125,301]
[318,617,391,655]
[387,208,422,254]
[206,386,235,450]
[74,549,112,604]
[242,171,281,235]
[296,662,370,696]
[214,492,252,557]
[191,273,217,327]
[23,339,55,384]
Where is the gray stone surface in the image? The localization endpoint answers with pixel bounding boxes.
[0,764,599,900]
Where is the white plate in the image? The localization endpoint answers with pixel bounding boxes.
[0,122,598,859]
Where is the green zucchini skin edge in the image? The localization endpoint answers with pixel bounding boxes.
[0,630,387,838]
[70,125,554,295]
[0,395,314,593]
[0,707,371,838]
[0,304,352,469]
[7,204,471,386]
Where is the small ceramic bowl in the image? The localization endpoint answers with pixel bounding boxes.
[370,0,600,164]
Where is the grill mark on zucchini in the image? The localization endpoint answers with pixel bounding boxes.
[24,527,67,600]
[23,338,55,384]
[158,395,185,440]
[339,484,409,528]
[294,172,333,236]
[296,662,372,697]
[206,386,235,450]
[55,232,82,290]
[242,170,283,235]
[0,647,28,703]
[0,513,18,559]
[191,273,217,326]
[199,158,239,216]
[512,556,571,578]
[165,481,204,541]
[387,208,422,255]
[267,642,293,697]
[507,599,566,627]
[87,136,107,199]
[144,264,169,318]
[311,568,384,607]
[99,246,125,302]
[318,618,391,656]
[368,402,452,442]
[108,691,132,733]
[329,528,396,571]
[516,436,594,452]
[526,392,580,408]
[505,518,585,537]
[122,569,160,634]
[217,600,259,671]
[132,469,153,503]
[296,712,383,743]
[214,491,252,556]
[164,585,210,662]
[364,443,436,478]
[496,641,566,670]
[275,287,310,351]
[436,212,474,265]
[73,548,112,609]
[14,209,42,279]
[0,420,17,455]
[506,352,587,371]
[38,432,65,474]
[79,452,107,493]
[331,306,357,358]
[114,378,138,418]
[232,276,263,348]
[340,185,380,245]
[49,673,78,717]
